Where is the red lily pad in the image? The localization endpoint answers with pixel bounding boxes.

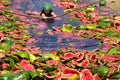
[80,59,89,67]
[75,52,84,61]
[63,53,75,59]
[81,69,94,80]
[69,3,75,9]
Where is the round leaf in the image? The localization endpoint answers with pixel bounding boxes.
[29,54,37,63]
[13,71,30,80]
[92,65,109,77]
[14,51,30,59]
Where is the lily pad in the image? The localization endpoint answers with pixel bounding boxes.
[13,71,30,80]
[27,70,38,78]
[29,54,37,63]
[107,48,120,55]
[86,24,96,29]
[61,26,72,32]
[3,57,15,69]
[67,74,79,80]
[76,24,86,30]
[41,53,59,61]
[98,18,108,28]
[99,0,107,6]
[14,51,30,59]
[91,65,109,77]
[0,74,13,80]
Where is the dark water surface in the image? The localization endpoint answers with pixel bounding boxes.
[10,0,115,51]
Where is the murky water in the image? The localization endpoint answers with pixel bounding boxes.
[10,0,119,51]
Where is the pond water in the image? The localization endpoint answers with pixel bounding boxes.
[10,0,118,51]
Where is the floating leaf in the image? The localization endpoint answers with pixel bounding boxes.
[61,26,72,32]
[98,18,108,28]
[13,17,21,21]
[41,53,59,61]
[29,54,37,63]
[0,43,11,52]
[3,57,15,69]
[45,65,56,72]
[27,70,38,78]
[99,0,106,6]
[67,74,79,80]
[84,13,91,18]
[115,16,120,20]
[73,0,78,3]
[85,7,95,12]
[115,32,120,37]
[110,71,120,79]
[107,48,120,55]
[64,9,72,13]
[1,70,10,75]
[2,38,14,46]
[0,25,7,31]
[14,51,30,59]
[13,71,30,80]
[0,74,12,80]
[86,24,96,29]
[92,65,109,77]
[72,18,80,21]
[105,29,115,36]
[76,24,86,30]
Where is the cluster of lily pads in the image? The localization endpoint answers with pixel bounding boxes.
[0,0,120,80]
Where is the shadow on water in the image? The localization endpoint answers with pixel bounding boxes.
[10,0,104,51]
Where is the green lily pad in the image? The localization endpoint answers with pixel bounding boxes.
[115,32,120,37]
[0,74,12,80]
[73,0,78,3]
[29,54,37,63]
[110,71,120,79]
[13,71,30,80]
[61,26,72,32]
[92,65,109,77]
[3,57,15,69]
[27,70,38,78]
[84,13,91,18]
[72,18,80,21]
[85,7,95,12]
[0,43,11,52]
[14,51,30,59]
[41,53,59,61]
[0,25,7,31]
[2,38,14,46]
[86,24,96,29]
[105,29,115,36]
[1,70,10,75]
[107,48,120,55]
[45,65,56,72]
[76,24,86,30]
[99,0,106,6]
[98,18,108,28]
[67,74,79,80]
